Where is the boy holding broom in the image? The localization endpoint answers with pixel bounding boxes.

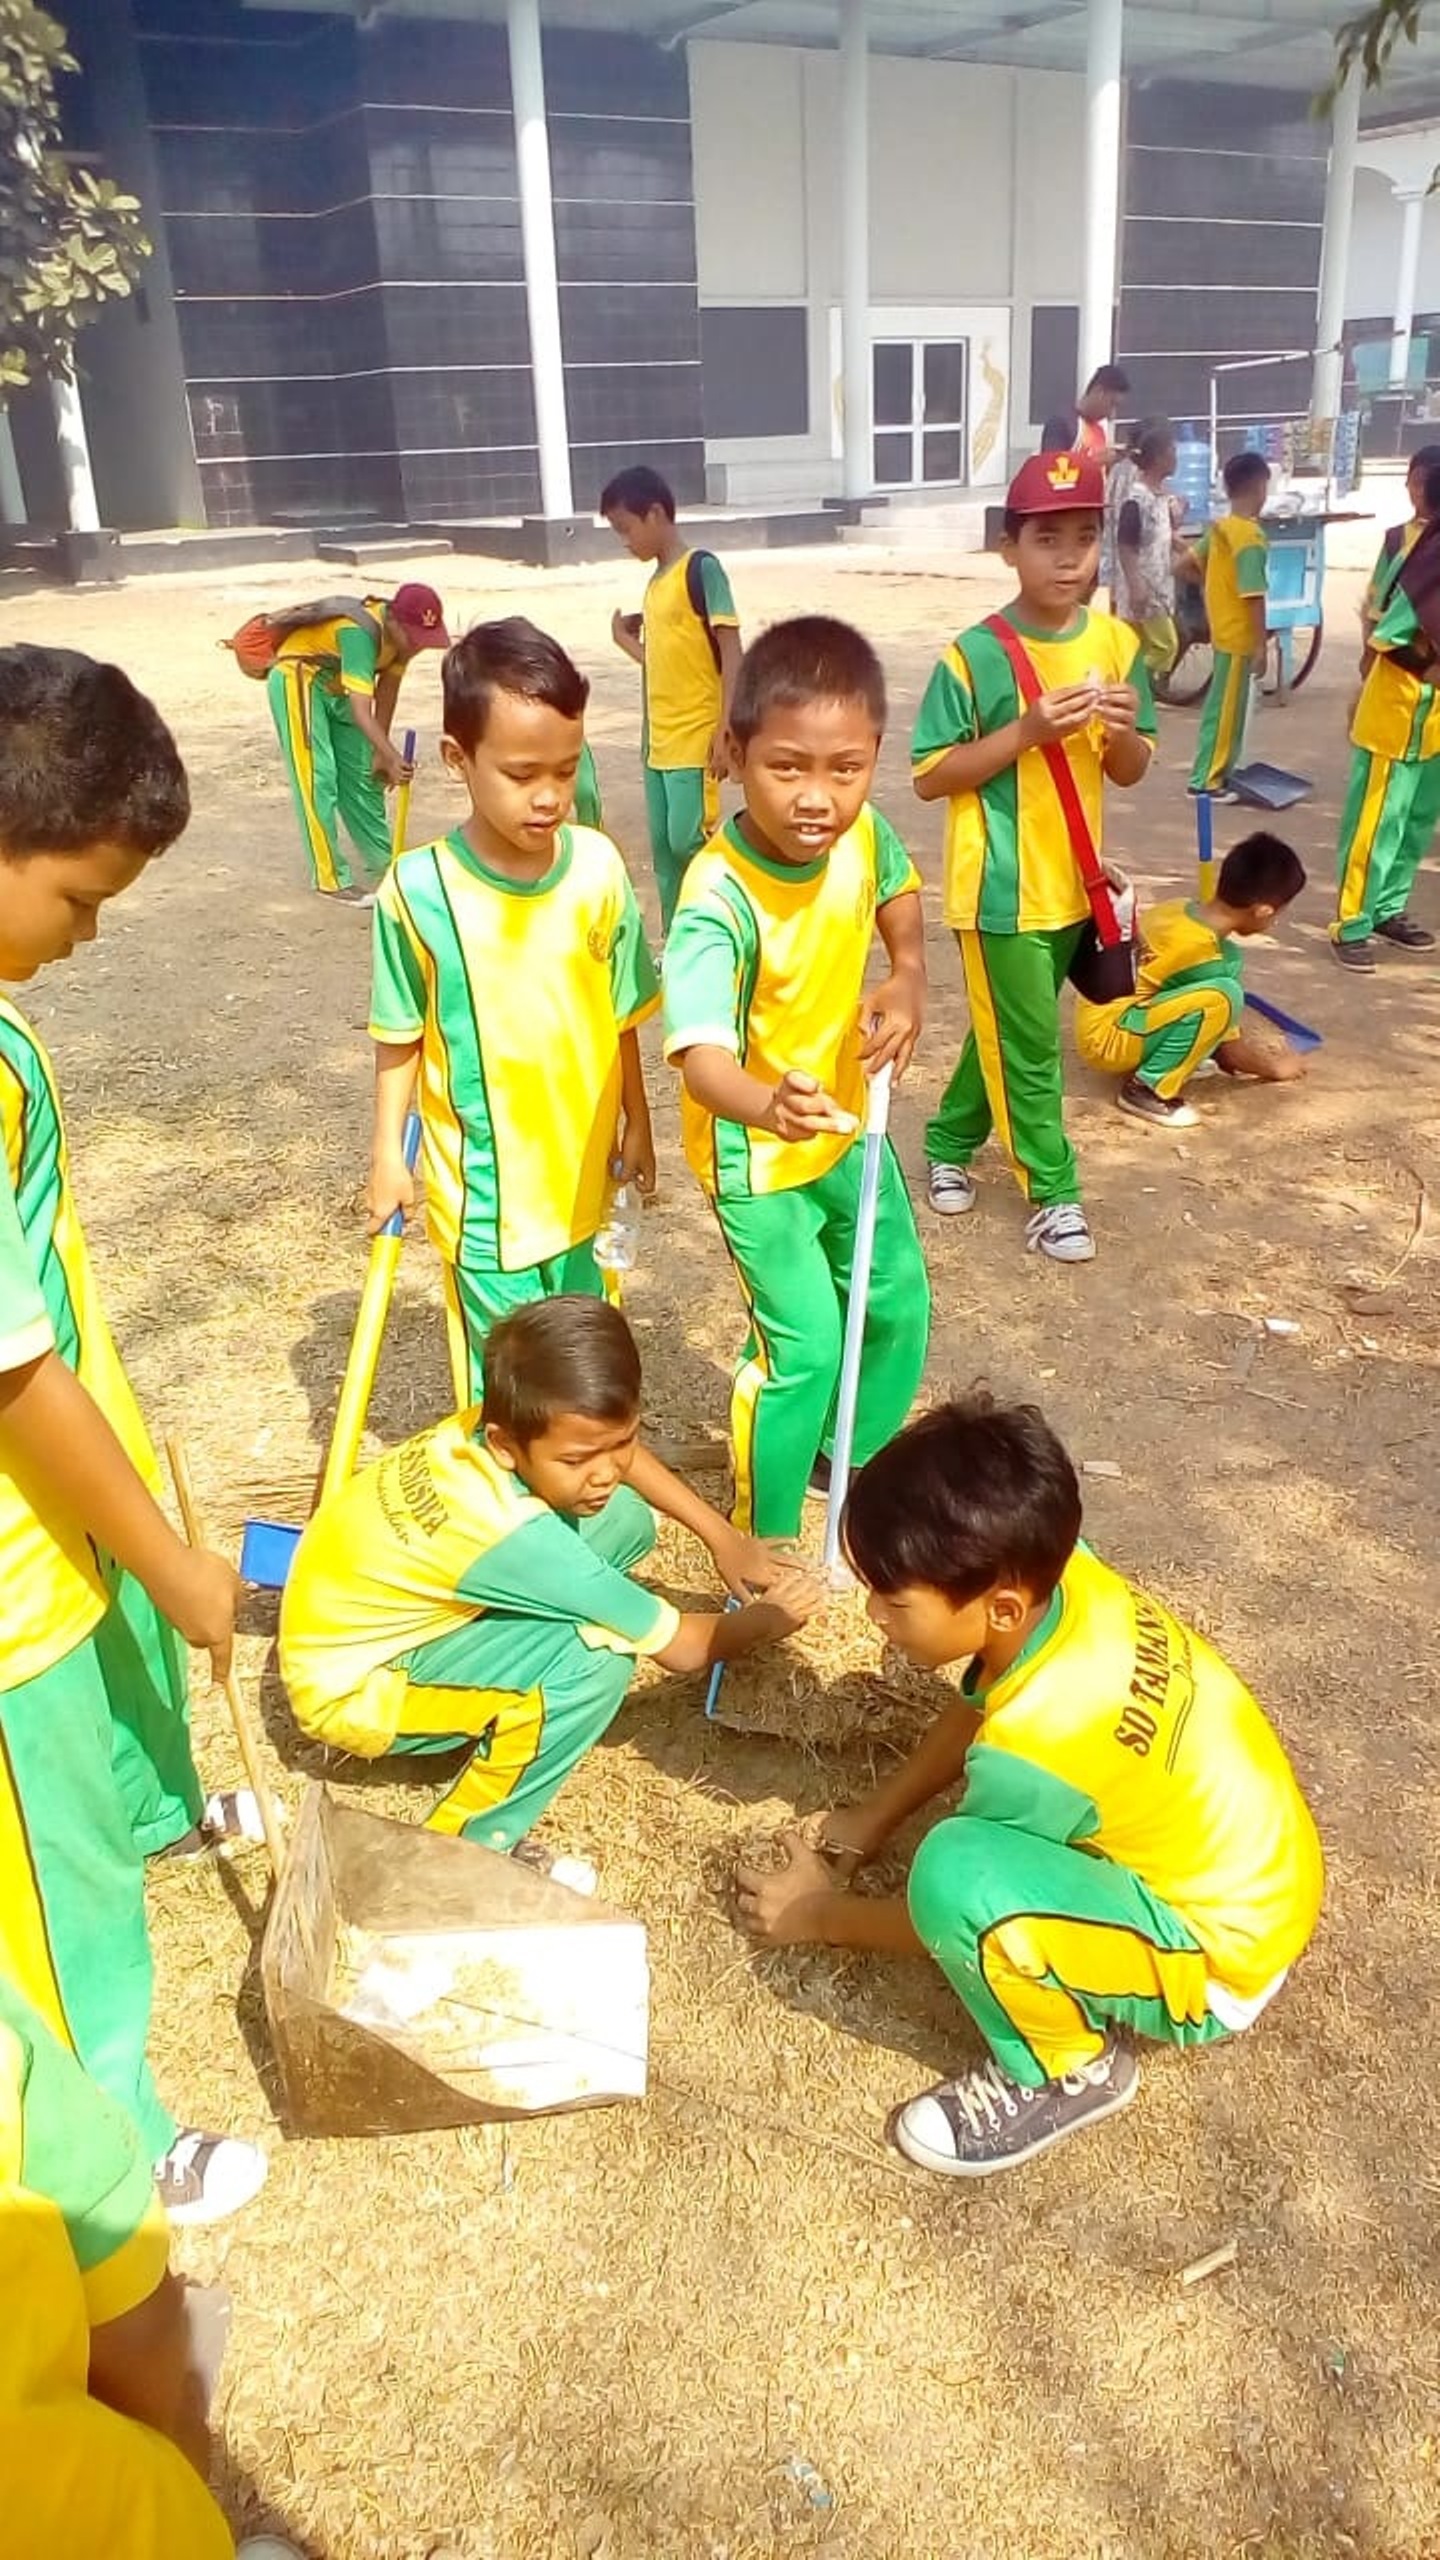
[0,644,265,2223]
[662,616,929,1541]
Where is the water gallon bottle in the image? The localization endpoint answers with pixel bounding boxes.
[593,1162,642,1273]
[1173,422,1214,528]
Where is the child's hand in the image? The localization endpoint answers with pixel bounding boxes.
[169,1548,243,1687]
[861,975,924,1080]
[764,1070,858,1144]
[1262,1047,1306,1084]
[1096,683,1141,735]
[707,1526,794,1600]
[374,744,411,790]
[734,1834,837,1945]
[611,609,643,655]
[792,1802,886,1880]
[366,1156,416,1233]
[743,1560,829,1640]
[706,728,731,784]
[615,1115,657,1197]
[1019,684,1101,748]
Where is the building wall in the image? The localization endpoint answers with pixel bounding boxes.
[1347,160,1440,330]
[690,42,1085,501]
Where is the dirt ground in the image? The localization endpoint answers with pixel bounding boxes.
[9,533,1440,2560]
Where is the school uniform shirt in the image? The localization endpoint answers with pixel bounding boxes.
[642,550,737,771]
[1132,898,1244,1004]
[661,806,919,1201]
[958,1544,1324,2002]
[1353,578,1440,764]
[278,1415,680,1756]
[911,607,1156,935]
[0,1000,160,1691]
[1362,517,1420,631]
[273,597,399,700]
[369,825,660,1275]
[1199,515,1269,655]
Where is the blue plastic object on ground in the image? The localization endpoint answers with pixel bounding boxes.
[1245,989,1323,1052]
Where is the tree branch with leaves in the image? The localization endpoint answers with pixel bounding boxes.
[1325,1,1435,105]
[0,0,150,392]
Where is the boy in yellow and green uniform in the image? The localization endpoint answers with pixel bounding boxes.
[914,451,1156,1266]
[1188,451,1270,795]
[268,581,448,896]
[603,464,742,932]
[367,618,658,1407]
[663,617,929,1541]
[1075,830,1307,1127]
[0,646,264,2226]
[279,1298,819,1848]
[1331,457,1440,970]
[737,1394,1323,2179]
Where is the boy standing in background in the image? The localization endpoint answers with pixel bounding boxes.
[914,452,1155,1265]
[603,465,743,932]
[1188,452,1271,797]
[1331,461,1440,970]
[663,617,929,1542]
[0,646,264,2224]
[367,619,658,1405]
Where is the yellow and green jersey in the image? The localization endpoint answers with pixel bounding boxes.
[1198,514,1268,655]
[0,1000,161,1691]
[912,606,1155,934]
[1132,898,1244,1003]
[960,1543,1323,2000]
[1362,517,1420,634]
[643,549,737,769]
[1352,573,1440,763]
[278,1412,679,1756]
[274,596,398,699]
[661,806,920,1200]
[370,825,660,1274]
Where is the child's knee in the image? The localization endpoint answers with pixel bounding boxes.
[907,1815,1010,1957]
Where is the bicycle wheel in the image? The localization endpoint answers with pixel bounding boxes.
[1156,637,1214,708]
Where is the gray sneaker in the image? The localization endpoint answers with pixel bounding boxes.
[1116,1076,1198,1131]
[893,2036,1139,2178]
[927,1161,978,1216]
[1025,1202,1096,1263]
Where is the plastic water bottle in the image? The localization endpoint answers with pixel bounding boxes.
[1173,422,1214,528]
[593,1164,642,1273]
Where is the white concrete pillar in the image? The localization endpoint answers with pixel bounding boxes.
[1313,66,1360,423]
[0,409,25,525]
[839,0,870,503]
[50,370,101,533]
[1080,0,1123,385]
[507,0,574,519]
[1389,188,1427,389]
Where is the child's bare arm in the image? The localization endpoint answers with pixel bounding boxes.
[368,1039,421,1229]
[709,625,744,780]
[611,609,645,666]
[615,1027,656,1194]
[677,1042,857,1143]
[88,2271,213,2481]
[0,1352,238,1680]
[1248,594,1268,673]
[626,1440,786,1597]
[865,887,926,1078]
[1216,1031,1305,1084]
[655,1562,827,1676]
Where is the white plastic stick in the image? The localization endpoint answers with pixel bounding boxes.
[823,1063,893,1570]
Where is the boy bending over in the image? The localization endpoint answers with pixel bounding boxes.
[279,1298,819,1854]
[737,1395,1322,2179]
[1075,831,1307,1128]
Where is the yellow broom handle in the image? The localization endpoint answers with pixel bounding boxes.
[320,1111,421,1504]
[391,725,416,861]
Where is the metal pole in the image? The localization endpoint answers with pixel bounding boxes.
[839,0,870,503]
[1312,66,1359,423]
[1080,0,1123,385]
[50,370,101,533]
[507,0,574,519]
[0,409,24,525]
[1389,189,1426,390]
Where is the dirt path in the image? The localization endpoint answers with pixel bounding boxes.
[7,543,1439,2560]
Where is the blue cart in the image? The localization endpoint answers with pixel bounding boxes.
[1160,510,1347,708]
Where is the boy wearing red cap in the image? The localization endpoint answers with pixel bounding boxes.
[913,453,1156,1263]
[268,583,449,899]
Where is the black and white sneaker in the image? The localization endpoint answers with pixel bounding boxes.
[927,1161,978,1216]
[1333,936,1376,973]
[892,2036,1139,2178]
[1116,1075,1198,1131]
[151,1790,271,1863]
[155,2131,269,2226]
[1025,1202,1096,1264]
[1375,913,1437,950]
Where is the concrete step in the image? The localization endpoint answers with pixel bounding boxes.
[315,536,455,566]
[843,508,986,551]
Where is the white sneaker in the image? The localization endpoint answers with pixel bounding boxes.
[237,2543,307,2558]
[1025,1203,1096,1264]
[155,2131,268,2227]
[927,1161,978,1216]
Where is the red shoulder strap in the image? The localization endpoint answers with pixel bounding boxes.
[982,613,1122,944]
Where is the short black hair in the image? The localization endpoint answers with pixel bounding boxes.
[0,644,189,859]
[482,1296,642,1446]
[729,615,886,748]
[599,465,676,522]
[1216,829,1306,909]
[443,616,588,753]
[1087,364,1130,395]
[1224,450,1270,500]
[843,1391,1082,1608]
[1137,420,1176,470]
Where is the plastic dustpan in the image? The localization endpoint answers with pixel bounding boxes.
[240,1517,303,1587]
[1228,763,1313,810]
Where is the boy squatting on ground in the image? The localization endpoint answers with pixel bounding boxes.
[1187,451,1271,799]
[914,452,1156,1267]
[661,617,930,1543]
[1330,458,1440,973]
[278,1298,822,1850]
[367,618,659,1408]
[737,1395,1324,2179]
[267,582,449,898]
[604,464,743,933]
[1,1974,302,2560]
[0,646,265,2226]
[1074,831,1308,1131]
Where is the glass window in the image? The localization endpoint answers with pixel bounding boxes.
[872,342,914,428]
[873,429,914,486]
[922,429,964,484]
[923,341,965,424]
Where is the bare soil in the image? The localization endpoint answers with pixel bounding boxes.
[8,536,1440,2560]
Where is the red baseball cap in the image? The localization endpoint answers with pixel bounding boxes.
[389,582,451,649]
[1007,451,1106,515]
